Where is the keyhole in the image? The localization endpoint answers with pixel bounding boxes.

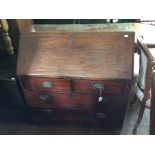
[70,34,77,41]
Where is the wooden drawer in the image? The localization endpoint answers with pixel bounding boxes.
[24,90,126,110]
[22,76,71,91]
[94,110,125,126]
[29,107,95,123]
[73,93,126,110]
[24,91,75,109]
[29,107,125,126]
[24,90,51,107]
[74,80,125,95]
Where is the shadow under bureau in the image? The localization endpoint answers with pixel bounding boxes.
[17,24,134,128]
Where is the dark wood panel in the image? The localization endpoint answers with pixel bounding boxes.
[22,76,71,91]
[24,90,126,110]
[17,31,134,80]
[24,91,75,108]
[24,90,51,107]
[29,107,95,123]
[29,107,125,126]
[73,79,125,95]
[72,93,126,110]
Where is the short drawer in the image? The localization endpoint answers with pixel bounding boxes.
[24,91,51,107]
[22,76,71,91]
[73,80,125,95]
[73,93,126,110]
[24,91,76,109]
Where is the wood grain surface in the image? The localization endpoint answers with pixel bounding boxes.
[17,31,134,80]
[17,24,134,127]
[24,90,126,110]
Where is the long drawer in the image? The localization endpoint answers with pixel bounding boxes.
[28,107,125,125]
[24,90,126,110]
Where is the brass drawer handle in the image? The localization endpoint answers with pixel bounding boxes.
[39,95,50,100]
[96,113,107,119]
[63,105,80,110]
[43,109,54,115]
[92,83,106,103]
[41,81,53,88]
[92,83,105,90]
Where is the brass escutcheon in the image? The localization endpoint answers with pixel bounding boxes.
[70,33,77,41]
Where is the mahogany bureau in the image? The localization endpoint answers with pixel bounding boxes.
[17,24,135,128]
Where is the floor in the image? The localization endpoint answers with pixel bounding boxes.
[121,100,150,135]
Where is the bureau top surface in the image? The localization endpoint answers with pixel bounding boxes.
[17,27,134,80]
[28,23,135,33]
[24,23,155,44]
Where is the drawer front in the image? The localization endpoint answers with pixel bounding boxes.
[22,77,71,91]
[73,94,126,110]
[24,91,126,110]
[29,107,125,126]
[29,108,95,123]
[24,91,52,107]
[74,80,125,95]
[24,91,75,108]
[94,110,125,126]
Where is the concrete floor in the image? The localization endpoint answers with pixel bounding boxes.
[121,100,150,135]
